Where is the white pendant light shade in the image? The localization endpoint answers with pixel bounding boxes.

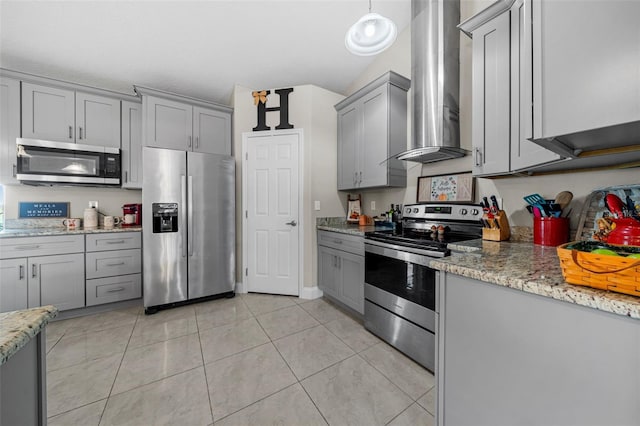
[345,12,397,56]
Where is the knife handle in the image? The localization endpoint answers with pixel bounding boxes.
[482,197,490,209]
[490,195,500,212]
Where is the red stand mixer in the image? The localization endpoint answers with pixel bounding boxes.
[122,203,142,227]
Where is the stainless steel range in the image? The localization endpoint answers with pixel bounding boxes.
[364,203,483,371]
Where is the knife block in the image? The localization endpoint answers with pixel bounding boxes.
[482,210,511,241]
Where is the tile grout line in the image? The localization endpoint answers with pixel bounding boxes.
[195,305,216,425]
[98,309,141,424]
[354,348,421,403]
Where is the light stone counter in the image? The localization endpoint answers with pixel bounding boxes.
[0,305,58,365]
[0,226,142,239]
[430,240,640,320]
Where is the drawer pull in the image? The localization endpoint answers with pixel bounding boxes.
[105,240,126,244]
[15,245,41,250]
[106,287,125,293]
[333,239,343,244]
[106,261,126,267]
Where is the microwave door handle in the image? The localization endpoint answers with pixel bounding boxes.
[188,175,194,256]
[181,175,187,258]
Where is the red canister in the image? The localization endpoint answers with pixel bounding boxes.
[533,216,570,246]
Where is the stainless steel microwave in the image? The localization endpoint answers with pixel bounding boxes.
[16,138,121,186]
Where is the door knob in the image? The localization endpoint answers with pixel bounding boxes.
[285,220,297,227]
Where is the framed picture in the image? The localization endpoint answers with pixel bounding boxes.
[417,172,474,203]
[346,194,362,223]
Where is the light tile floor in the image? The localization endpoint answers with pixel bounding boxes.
[46,294,435,426]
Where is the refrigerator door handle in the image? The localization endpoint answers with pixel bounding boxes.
[181,175,188,258]
[188,175,194,256]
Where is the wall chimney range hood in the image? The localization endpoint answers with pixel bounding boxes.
[396,0,466,164]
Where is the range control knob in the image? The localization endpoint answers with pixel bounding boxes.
[470,208,480,216]
[406,208,412,214]
[413,208,419,214]
[459,208,468,215]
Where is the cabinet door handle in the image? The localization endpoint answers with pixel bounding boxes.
[69,126,73,139]
[106,261,126,267]
[32,264,37,278]
[105,240,125,244]
[19,264,24,280]
[359,171,362,184]
[195,136,199,149]
[15,245,41,250]
[474,147,482,167]
[12,164,16,178]
[106,287,125,293]
[354,172,358,185]
[187,136,192,148]
[78,127,83,140]
[124,171,128,183]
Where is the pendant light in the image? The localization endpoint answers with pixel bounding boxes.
[345,0,398,56]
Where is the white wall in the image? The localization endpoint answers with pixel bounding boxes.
[232,84,344,288]
[3,185,141,219]
[340,0,639,231]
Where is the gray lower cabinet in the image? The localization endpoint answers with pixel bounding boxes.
[0,235,85,313]
[317,231,364,314]
[335,71,409,190]
[0,76,20,185]
[85,232,141,306]
[0,258,28,312]
[437,273,640,426]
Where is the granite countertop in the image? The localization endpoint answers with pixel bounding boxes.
[0,226,142,239]
[430,240,640,320]
[317,223,377,235]
[0,306,58,365]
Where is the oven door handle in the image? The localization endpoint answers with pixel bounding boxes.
[365,240,443,266]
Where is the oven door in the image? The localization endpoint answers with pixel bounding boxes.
[364,241,437,323]
[364,240,438,370]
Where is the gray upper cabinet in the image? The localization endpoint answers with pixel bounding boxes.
[75,92,121,148]
[193,106,232,155]
[335,71,409,190]
[22,82,121,147]
[121,100,143,188]
[461,0,560,177]
[138,87,232,155]
[531,0,640,140]
[0,77,20,184]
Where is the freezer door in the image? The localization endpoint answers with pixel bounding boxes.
[142,147,188,307]
[187,151,236,299]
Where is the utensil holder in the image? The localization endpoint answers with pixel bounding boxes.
[534,216,569,246]
[482,210,511,241]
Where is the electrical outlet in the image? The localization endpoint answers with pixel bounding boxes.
[89,201,99,209]
[371,201,376,211]
[314,200,321,211]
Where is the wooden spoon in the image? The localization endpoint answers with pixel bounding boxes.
[554,191,573,212]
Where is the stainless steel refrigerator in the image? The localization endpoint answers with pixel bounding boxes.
[142,147,235,313]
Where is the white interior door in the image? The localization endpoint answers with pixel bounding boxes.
[244,130,301,296]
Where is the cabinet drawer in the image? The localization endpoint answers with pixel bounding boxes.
[0,235,84,259]
[85,232,141,252]
[86,248,141,279]
[86,274,141,306]
[317,230,364,255]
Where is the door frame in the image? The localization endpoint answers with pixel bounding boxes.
[241,128,305,296]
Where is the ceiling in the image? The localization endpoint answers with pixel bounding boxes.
[0,0,411,105]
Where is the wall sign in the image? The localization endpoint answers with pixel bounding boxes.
[19,202,70,218]
[417,172,475,203]
[252,88,294,131]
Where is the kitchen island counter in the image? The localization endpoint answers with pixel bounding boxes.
[0,305,58,365]
[430,240,640,320]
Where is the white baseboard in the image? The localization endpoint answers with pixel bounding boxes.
[299,286,323,300]
[235,281,247,294]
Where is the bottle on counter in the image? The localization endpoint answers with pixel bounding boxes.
[388,204,395,222]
